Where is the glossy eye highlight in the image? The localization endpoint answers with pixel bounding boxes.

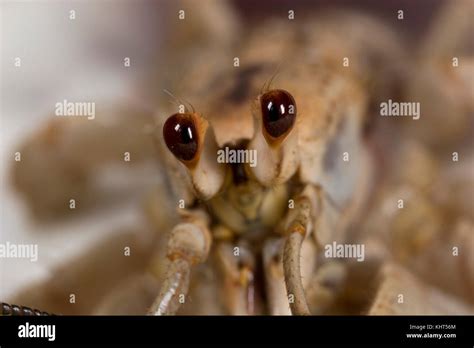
[163,113,199,162]
[260,89,297,140]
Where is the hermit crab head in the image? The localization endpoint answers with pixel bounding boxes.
[161,86,300,201]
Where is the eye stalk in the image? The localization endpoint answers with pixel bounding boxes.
[260,89,297,142]
[162,111,226,199]
[163,113,199,162]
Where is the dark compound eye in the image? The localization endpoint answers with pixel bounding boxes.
[260,89,297,139]
[163,113,199,162]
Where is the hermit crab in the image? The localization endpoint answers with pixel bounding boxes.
[2,0,473,316]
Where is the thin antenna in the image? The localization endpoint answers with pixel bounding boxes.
[260,60,286,94]
[163,89,190,113]
[182,98,195,113]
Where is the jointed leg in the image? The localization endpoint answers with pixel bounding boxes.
[282,186,321,315]
[264,234,318,315]
[283,196,312,315]
[148,210,211,315]
[215,241,257,315]
[1,302,52,316]
[149,258,191,315]
[263,238,291,315]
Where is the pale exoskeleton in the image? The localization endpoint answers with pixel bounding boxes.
[3,0,473,316]
[3,8,391,316]
[146,8,410,315]
[111,1,474,315]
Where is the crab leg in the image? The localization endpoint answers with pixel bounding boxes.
[1,302,52,316]
[214,242,257,315]
[283,197,312,315]
[281,185,322,316]
[284,233,309,315]
[263,238,291,315]
[148,210,211,315]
